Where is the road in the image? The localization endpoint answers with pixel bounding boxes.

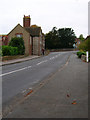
[2,52,73,103]
[2,51,76,116]
[2,51,88,118]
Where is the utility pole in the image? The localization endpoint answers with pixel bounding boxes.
[88,1,90,35]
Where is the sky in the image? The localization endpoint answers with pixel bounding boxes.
[0,0,89,38]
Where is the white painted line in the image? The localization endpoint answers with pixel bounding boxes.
[43,60,48,62]
[49,54,61,60]
[37,61,43,65]
[36,60,48,65]
[50,57,55,60]
[50,58,53,60]
[55,55,58,58]
[27,66,32,69]
[0,66,32,77]
[29,87,32,90]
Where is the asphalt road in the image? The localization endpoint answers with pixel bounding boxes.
[4,52,88,118]
[2,51,76,116]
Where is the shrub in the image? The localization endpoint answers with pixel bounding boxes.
[0,47,2,57]
[77,51,86,58]
[9,37,25,55]
[78,37,90,52]
[2,46,18,56]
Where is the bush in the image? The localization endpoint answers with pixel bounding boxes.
[77,51,86,58]
[0,47,2,57]
[2,46,18,56]
[78,37,90,52]
[9,37,25,55]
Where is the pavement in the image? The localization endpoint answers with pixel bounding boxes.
[0,55,40,66]
[5,53,88,118]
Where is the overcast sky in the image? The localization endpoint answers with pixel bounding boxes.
[0,0,89,37]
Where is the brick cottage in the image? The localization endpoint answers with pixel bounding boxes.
[8,15,45,56]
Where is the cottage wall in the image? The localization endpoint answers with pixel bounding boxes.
[42,35,45,49]
[32,34,45,56]
[33,37,39,55]
[8,24,31,55]
[39,32,45,55]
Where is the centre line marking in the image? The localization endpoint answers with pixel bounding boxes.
[36,60,48,66]
[0,66,32,77]
[50,57,55,60]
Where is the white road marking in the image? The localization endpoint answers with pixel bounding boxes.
[36,60,48,65]
[55,55,58,58]
[50,54,61,60]
[29,87,32,90]
[43,60,48,62]
[50,57,55,60]
[0,66,32,77]
[27,66,32,69]
[1,54,61,77]
[37,61,43,65]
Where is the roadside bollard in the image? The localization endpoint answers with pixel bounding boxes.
[86,51,89,63]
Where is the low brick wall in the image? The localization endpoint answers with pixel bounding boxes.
[2,55,28,61]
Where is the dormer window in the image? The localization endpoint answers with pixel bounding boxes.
[15,33,23,38]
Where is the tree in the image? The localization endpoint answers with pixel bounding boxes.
[9,37,25,55]
[57,28,76,48]
[79,34,85,41]
[45,27,59,49]
[45,27,76,49]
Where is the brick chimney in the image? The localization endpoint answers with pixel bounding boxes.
[23,15,31,27]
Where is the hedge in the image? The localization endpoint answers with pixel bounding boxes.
[2,46,18,56]
[9,37,25,55]
[0,47,2,57]
[78,37,90,61]
[78,37,90,52]
[77,51,86,58]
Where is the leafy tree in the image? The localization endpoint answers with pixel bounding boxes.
[45,27,76,49]
[57,28,76,48]
[79,34,85,41]
[9,37,25,55]
[45,27,58,49]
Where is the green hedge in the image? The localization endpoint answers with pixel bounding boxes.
[0,47,2,57]
[77,51,86,58]
[78,37,90,52]
[2,46,18,56]
[78,37,90,61]
[9,37,25,55]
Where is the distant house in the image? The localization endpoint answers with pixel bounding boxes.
[0,35,8,46]
[8,15,45,56]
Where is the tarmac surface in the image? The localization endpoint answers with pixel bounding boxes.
[5,53,88,118]
[2,52,71,114]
